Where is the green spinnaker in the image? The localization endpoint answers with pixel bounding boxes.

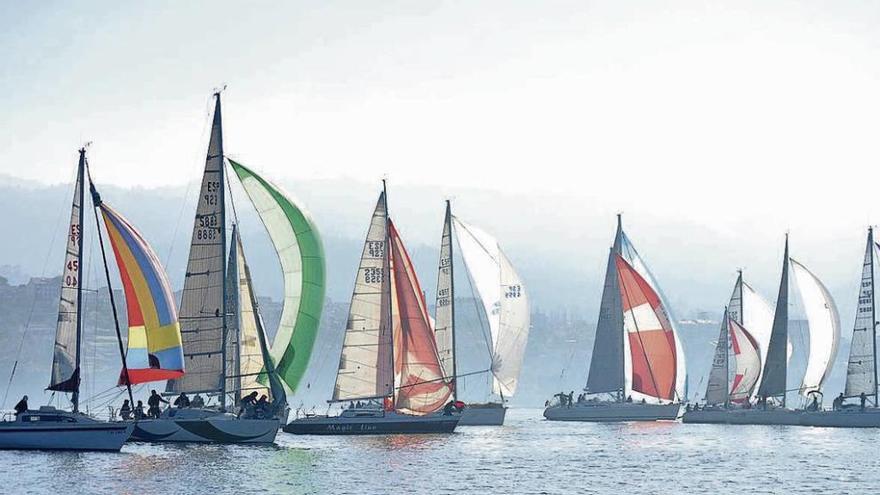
[229,159,325,393]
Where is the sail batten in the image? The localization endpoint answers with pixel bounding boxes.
[229,160,325,393]
[166,94,227,396]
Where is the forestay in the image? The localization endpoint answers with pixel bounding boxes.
[790,258,840,396]
[229,160,325,392]
[452,217,530,397]
[333,193,393,401]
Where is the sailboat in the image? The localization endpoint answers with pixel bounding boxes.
[284,184,460,434]
[801,228,880,427]
[544,215,685,422]
[0,147,165,450]
[129,92,316,443]
[712,235,840,426]
[682,272,770,423]
[436,201,531,426]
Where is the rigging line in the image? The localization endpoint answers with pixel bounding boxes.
[2,164,78,409]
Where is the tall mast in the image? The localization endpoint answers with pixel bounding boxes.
[383,179,394,407]
[447,200,457,401]
[871,227,878,406]
[216,91,229,411]
[71,148,86,413]
[614,213,624,401]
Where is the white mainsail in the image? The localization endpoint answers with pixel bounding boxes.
[844,231,878,399]
[332,192,393,401]
[232,230,270,400]
[48,149,86,404]
[433,203,455,383]
[167,94,227,396]
[790,258,840,396]
[452,217,530,397]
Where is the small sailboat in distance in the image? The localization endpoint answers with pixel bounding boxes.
[284,183,460,434]
[0,148,143,451]
[437,201,531,425]
[544,215,684,422]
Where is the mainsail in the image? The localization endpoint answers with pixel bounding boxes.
[758,237,790,401]
[49,149,86,398]
[585,217,625,395]
[844,229,878,399]
[433,202,455,390]
[615,254,677,401]
[704,311,730,406]
[332,192,393,401]
[167,94,227,397]
[452,216,530,397]
[790,258,840,396]
[389,221,453,414]
[229,160,325,393]
[729,318,762,402]
[99,203,184,384]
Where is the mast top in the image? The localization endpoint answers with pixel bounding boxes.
[616,212,622,228]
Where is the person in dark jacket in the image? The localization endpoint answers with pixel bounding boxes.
[147,390,169,418]
[13,395,28,416]
[119,399,132,420]
[173,393,191,408]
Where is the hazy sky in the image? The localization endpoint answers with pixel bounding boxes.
[3,1,880,301]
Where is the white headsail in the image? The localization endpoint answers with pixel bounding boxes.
[790,258,840,396]
[452,217,530,398]
[844,231,878,399]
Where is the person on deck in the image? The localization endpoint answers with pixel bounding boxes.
[567,391,574,407]
[255,395,270,418]
[191,394,205,408]
[238,391,259,418]
[807,394,819,412]
[832,393,844,411]
[173,393,191,409]
[134,400,146,420]
[860,392,867,411]
[13,395,28,416]
[443,400,456,416]
[119,399,132,420]
[147,390,169,419]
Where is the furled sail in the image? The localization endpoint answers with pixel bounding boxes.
[452,217,530,397]
[728,318,762,402]
[229,160,325,393]
[844,230,877,399]
[615,255,677,401]
[99,203,184,384]
[585,217,625,395]
[704,311,729,406]
[389,221,453,414]
[433,203,455,387]
[790,258,840,396]
[167,95,227,396]
[758,238,790,400]
[333,192,393,401]
[48,149,86,394]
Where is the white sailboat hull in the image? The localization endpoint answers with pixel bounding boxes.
[543,401,680,422]
[800,408,880,428]
[458,403,507,426]
[0,410,133,451]
[129,408,280,444]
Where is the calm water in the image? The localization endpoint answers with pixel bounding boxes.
[2,409,876,494]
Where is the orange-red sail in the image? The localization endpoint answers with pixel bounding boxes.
[615,255,677,401]
[388,221,453,414]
